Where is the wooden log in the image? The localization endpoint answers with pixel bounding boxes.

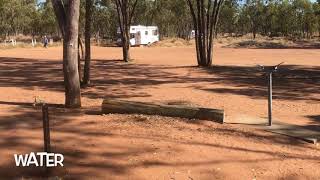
[102,98,224,123]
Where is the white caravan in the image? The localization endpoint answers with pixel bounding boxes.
[117,25,159,46]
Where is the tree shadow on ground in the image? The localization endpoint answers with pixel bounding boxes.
[305,115,320,131]
[307,115,320,122]
[0,57,318,102]
[199,65,320,102]
[0,103,319,179]
[0,55,319,178]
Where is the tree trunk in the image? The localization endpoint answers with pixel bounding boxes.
[52,0,82,108]
[186,0,224,67]
[122,30,131,62]
[83,0,93,86]
[115,0,138,62]
[78,52,82,83]
[78,37,84,84]
[63,0,81,108]
[253,29,256,39]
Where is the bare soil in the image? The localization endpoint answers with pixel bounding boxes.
[0,45,319,179]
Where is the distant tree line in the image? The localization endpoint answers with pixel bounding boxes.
[0,0,57,39]
[1,0,319,41]
[219,0,320,39]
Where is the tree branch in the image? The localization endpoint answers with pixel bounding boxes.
[51,0,67,36]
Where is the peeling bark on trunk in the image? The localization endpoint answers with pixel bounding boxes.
[78,36,84,84]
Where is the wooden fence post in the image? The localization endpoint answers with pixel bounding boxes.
[42,103,51,176]
[42,104,51,153]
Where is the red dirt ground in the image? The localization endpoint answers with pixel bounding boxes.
[0,45,319,179]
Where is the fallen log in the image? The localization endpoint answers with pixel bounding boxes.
[102,98,224,123]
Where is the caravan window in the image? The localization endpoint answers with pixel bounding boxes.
[145,31,148,35]
[130,33,135,39]
[152,30,158,36]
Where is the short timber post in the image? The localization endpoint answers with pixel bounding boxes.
[268,72,273,126]
[42,104,51,153]
[42,104,51,175]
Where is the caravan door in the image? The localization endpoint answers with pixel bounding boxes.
[135,31,141,46]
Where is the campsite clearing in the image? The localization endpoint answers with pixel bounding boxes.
[0,45,319,179]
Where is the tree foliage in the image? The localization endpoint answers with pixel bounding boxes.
[0,0,57,39]
[219,0,320,39]
[1,0,319,40]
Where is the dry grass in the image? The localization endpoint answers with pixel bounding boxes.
[150,38,193,47]
[0,42,62,49]
[216,35,320,49]
[148,35,320,49]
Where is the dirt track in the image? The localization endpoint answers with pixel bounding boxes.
[0,46,319,179]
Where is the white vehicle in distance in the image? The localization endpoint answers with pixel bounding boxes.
[117,25,159,46]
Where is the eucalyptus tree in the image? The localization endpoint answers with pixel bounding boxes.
[186,0,224,67]
[219,0,238,36]
[114,0,139,62]
[51,0,82,108]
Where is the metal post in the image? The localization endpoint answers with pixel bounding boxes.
[259,62,283,126]
[268,72,272,126]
